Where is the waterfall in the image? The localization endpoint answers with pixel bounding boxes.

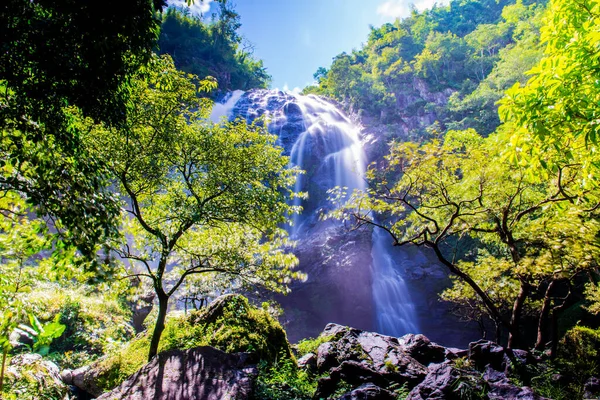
[288,94,366,236]
[213,89,420,337]
[371,227,420,336]
[210,90,245,122]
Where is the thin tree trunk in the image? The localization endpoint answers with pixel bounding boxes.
[535,280,556,350]
[148,292,169,361]
[508,280,529,349]
[1,347,7,398]
[430,242,511,333]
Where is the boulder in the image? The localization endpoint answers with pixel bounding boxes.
[297,353,317,372]
[469,339,506,370]
[406,362,484,400]
[335,383,397,400]
[399,334,446,365]
[488,381,548,400]
[312,324,427,398]
[584,376,600,399]
[96,347,257,400]
[5,353,68,399]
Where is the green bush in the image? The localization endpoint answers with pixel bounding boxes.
[295,334,333,356]
[252,356,317,400]
[559,326,600,379]
[23,284,134,367]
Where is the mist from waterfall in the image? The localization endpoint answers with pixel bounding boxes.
[211,89,420,337]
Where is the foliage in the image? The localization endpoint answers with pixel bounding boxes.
[295,335,334,356]
[82,54,301,359]
[252,357,317,400]
[158,5,271,91]
[500,0,600,181]
[1,355,69,400]
[94,295,292,392]
[558,326,600,379]
[15,315,66,356]
[329,128,600,347]
[0,0,168,257]
[22,284,135,367]
[304,0,547,139]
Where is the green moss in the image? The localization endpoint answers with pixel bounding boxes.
[94,294,292,392]
[559,326,600,379]
[295,334,333,356]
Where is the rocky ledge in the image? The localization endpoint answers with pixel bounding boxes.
[61,320,600,399]
[303,323,549,400]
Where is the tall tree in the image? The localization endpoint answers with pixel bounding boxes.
[0,0,166,257]
[84,55,301,360]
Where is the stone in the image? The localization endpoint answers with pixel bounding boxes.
[95,347,257,400]
[584,376,600,399]
[297,353,317,372]
[488,381,548,400]
[5,353,68,398]
[469,339,506,370]
[335,383,397,400]
[399,333,446,365]
[313,324,427,398]
[407,363,464,400]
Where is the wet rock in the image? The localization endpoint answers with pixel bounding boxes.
[313,324,427,398]
[400,333,446,365]
[407,363,471,400]
[335,383,397,400]
[297,353,317,372]
[444,347,469,360]
[96,347,257,400]
[584,376,600,399]
[488,381,548,400]
[469,339,506,370]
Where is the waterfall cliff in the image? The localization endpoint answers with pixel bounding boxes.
[212,89,476,346]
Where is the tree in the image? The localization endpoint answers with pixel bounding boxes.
[84,55,301,360]
[329,129,598,349]
[0,0,167,258]
[158,4,271,91]
[500,0,600,183]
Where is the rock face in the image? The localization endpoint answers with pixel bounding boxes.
[95,347,257,400]
[228,89,478,348]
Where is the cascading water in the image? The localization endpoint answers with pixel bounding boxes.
[371,227,420,336]
[211,89,420,339]
[288,94,366,237]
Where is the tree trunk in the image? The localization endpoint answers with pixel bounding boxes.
[430,242,510,333]
[508,280,529,349]
[535,280,556,350]
[148,291,169,361]
[1,346,7,397]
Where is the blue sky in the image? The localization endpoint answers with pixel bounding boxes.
[169,0,448,90]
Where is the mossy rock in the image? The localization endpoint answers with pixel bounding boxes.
[558,325,600,378]
[89,294,291,394]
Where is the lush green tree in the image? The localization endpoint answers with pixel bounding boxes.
[0,0,168,258]
[158,5,271,91]
[500,0,600,181]
[84,55,301,360]
[329,129,598,349]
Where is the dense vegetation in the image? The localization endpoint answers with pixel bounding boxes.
[305,0,546,136]
[158,5,271,91]
[1,0,600,398]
